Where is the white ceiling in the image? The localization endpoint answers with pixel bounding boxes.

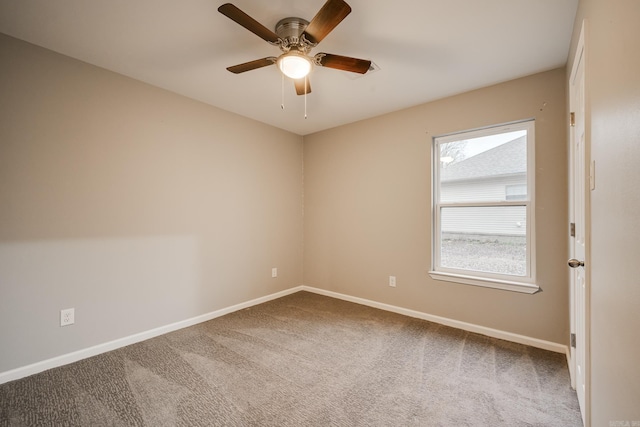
[0,0,578,136]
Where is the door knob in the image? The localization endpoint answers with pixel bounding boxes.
[568,259,584,268]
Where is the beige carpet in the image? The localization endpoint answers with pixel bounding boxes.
[0,291,582,426]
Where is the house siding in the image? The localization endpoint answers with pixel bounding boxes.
[441,205,527,237]
[440,174,527,203]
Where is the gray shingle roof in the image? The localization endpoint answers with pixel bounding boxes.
[440,136,526,182]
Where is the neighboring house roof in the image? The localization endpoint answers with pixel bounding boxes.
[441,136,526,182]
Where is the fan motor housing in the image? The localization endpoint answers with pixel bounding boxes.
[276,17,310,51]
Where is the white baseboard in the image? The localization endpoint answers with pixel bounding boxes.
[0,286,302,385]
[1,284,569,385]
[300,285,569,355]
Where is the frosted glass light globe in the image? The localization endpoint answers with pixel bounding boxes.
[278,52,312,79]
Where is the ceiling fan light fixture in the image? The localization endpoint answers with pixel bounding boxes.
[277,52,312,79]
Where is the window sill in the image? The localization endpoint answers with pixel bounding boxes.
[428,271,540,294]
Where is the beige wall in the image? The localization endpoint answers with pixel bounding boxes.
[567,0,640,425]
[304,68,569,345]
[0,34,304,373]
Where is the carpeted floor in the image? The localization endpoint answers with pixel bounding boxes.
[0,291,582,426]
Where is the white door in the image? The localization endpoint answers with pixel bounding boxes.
[569,24,588,425]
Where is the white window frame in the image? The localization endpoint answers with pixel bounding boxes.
[429,120,538,294]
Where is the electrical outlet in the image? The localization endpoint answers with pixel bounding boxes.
[60,308,74,326]
[389,276,396,287]
[272,267,278,278]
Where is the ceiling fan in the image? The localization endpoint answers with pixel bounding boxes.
[218,0,372,96]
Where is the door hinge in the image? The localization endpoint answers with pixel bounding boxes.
[570,112,575,127]
[570,333,576,348]
[570,222,575,237]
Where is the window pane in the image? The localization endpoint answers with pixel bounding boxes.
[440,206,527,276]
[505,184,527,200]
[439,130,527,203]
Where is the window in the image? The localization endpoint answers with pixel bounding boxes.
[505,184,527,200]
[430,120,538,293]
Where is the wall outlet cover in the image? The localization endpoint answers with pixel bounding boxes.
[60,308,75,326]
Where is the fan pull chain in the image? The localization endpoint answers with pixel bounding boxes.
[304,76,308,119]
[281,74,285,110]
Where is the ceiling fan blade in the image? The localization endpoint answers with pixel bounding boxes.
[315,53,371,74]
[227,57,277,74]
[218,3,281,44]
[294,78,312,95]
[302,0,351,44]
